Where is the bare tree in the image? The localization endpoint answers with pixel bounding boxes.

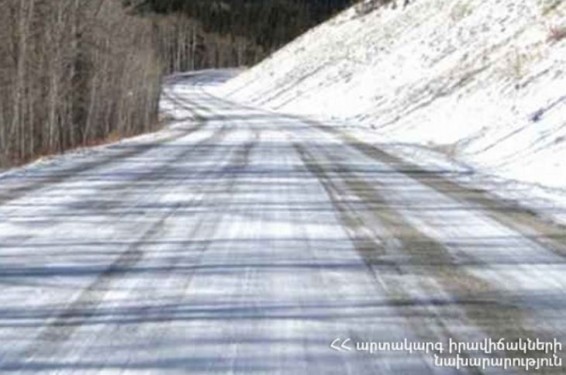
[0,0,163,167]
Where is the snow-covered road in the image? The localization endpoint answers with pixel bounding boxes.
[0,72,565,374]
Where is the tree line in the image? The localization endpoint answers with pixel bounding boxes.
[0,0,162,167]
[0,0,354,168]
[133,0,355,73]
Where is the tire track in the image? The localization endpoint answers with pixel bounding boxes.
[0,93,260,371]
[308,119,566,259]
[293,142,557,374]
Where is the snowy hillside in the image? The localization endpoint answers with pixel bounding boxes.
[219,0,566,193]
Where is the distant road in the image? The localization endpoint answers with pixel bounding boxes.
[0,71,564,374]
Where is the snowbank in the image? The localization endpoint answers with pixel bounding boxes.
[219,0,566,200]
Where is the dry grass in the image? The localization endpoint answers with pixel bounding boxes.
[449,1,473,22]
[2,120,165,170]
[509,49,528,79]
[540,0,562,15]
[548,24,566,42]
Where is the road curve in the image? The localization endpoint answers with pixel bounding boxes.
[0,72,565,374]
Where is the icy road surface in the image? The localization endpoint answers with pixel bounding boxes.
[0,72,565,374]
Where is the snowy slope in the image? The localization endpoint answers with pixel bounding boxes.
[219,0,566,192]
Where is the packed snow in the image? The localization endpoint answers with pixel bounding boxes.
[218,0,566,224]
[1,72,566,373]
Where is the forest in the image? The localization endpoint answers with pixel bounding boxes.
[0,0,353,168]
[0,0,162,168]
[136,0,355,73]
